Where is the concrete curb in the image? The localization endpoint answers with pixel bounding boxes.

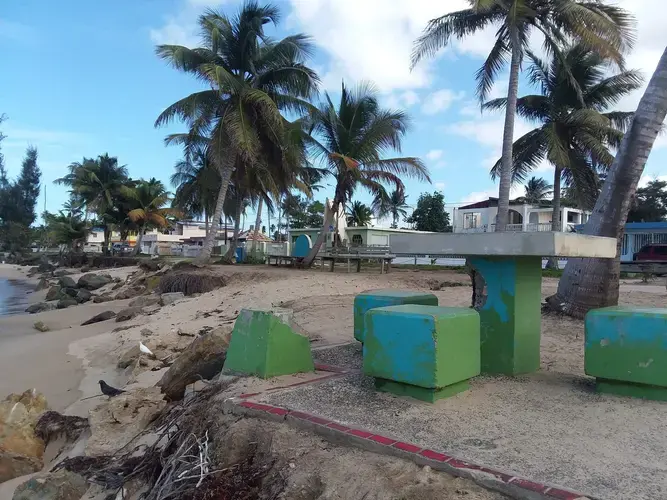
[224,398,593,500]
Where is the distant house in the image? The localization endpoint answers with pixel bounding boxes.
[287,199,349,249]
[452,197,591,233]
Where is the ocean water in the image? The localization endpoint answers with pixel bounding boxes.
[0,278,34,316]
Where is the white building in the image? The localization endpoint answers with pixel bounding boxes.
[452,198,590,233]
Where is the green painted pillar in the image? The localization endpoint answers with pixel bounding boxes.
[468,256,542,375]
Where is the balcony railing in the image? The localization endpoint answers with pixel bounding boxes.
[456,222,576,233]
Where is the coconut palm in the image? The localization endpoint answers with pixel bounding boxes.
[301,82,430,265]
[346,201,373,227]
[54,154,129,253]
[523,177,553,204]
[412,0,635,232]
[126,178,176,255]
[548,47,667,318]
[372,187,409,228]
[155,1,319,264]
[43,210,89,252]
[486,44,642,232]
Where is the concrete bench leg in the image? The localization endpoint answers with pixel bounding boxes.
[468,256,542,375]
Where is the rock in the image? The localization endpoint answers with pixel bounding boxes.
[92,294,112,303]
[45,286,62,302]
[63,287,78,298]
[115,306,142,322]
[113,286,145,300]
[129,295,160,308]
[117,340,157,368]
[81,310,116,326]
[12,469,87,500]
[53,269,74,277]
[35,278,49,291]
[140,328,153,337]
[0,389,48,482]
[33,322,49,332]
[86,387,166,456]
[75,289,92,303]
[159,292,184,306]
[79,265,91,273]
[56,298,78,309]
[77,273,112,291]
[57,276,77,289]
[25,302,56,314]
[139,260,161,272]
[34,411,89,445]
[145,276,161,292]
[158,326,232,400]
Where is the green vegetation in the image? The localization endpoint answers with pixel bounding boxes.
[406,192,451,232]
[373,188,409,229]
[346,201,373,227]
[628,179,667,222]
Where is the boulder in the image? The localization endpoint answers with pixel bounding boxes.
[79,265,91,273]
[53,269,74,277]
[63,287,78,298]
[85,387,166,456]
[77,273,112,291]
[92,294,112,303]
[56,298,77,309]
[75,289,92,303]
[159,292,184,306]
[113,286,145,300]
[129,295,160,308]
[57,276,77,289]
[35,278,49,291]
[12,469,87,500]
[81,310,116,326]
[115,306,142,322]
[0,389,48,482]
[158,326,232,400]
[33,322,49,333]
[25,302,56,314]
[45,286,62,302]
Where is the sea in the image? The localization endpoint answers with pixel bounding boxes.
[0,278,34,317]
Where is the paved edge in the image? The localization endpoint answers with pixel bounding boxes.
[221,362,594,500]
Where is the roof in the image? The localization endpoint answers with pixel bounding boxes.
[238,230,274,242]
[625,222,667,231]
[458,197,528,210]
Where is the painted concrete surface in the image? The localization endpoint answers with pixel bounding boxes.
[224,309,314,378]
[264,344,667,500]
[586,306,667,400]
[470,257,542,375]
[363,305,479,401]
[353,290,438,343]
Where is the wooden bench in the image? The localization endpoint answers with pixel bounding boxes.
[318,246,395,274]
[267,255,299,267]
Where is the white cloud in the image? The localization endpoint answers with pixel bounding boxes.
[384,90,421,109]
[150,0,232,46]
[462,185,524,204]
[435,181,446,191]
[638,174,667,188]
[421,89,465,115]
[425,149,443,161]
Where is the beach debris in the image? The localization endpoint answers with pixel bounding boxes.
[85,386,165,456]
[159,272,227,296]
[99,380,125,398]
[77,273,113,291]
[81,310,116,326]
[33,321,49,332]
[57,276,77,289]
[0,389,49,482]
[56,297,78,309]
[45,286,63,301]
[159,292,185,306]
[12,469,88,500]
[129,295,160,308]
[157,326,232,400]
[34,411,89,446]
[25,302,56,314]
[115,306,143,322]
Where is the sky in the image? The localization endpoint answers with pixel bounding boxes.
[1,0,666,228]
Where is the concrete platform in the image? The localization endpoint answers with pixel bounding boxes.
[264,344,667,500]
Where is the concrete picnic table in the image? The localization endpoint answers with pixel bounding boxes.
[436,232,617,376]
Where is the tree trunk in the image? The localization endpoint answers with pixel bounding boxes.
[302,199,338,267]
[548,47,667,318]
[194,166,233,264]
[204,208,209,236]
[495,30,521,233]
[224,196,243,263]
[132,224,145,256]
[251,198,263,252]
[103,226,110,255]
[267,206,272,241]
[545,166,562,270]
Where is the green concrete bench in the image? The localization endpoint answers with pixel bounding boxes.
[585,306,667,401]
[363,305,480,402]
[353,290,438,343]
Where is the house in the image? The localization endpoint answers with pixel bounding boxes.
[287,199,349,249]
[615,222,667,262]
[452,197,591,233]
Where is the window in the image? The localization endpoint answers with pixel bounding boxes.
[463,212,481,229]
[654,246,667,255]
[351,234,363,246]
[621,234,629,256]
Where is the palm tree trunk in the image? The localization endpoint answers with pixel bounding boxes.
[545,166,562,270]
[132,224,145,256]
[224,196,243,262]
[302,198,338,267]
[204,208,209,236]
[251,198,263,252]
[103,226,111,255]
[195,166,233,264]
[547,47,667,318]
[495,31,521,233]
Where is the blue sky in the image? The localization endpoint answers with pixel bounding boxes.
[1,0,665,227]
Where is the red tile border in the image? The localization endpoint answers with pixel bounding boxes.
[392,441,422,454]
[419,449,451,462]
[326,422,350,432]
[543,487,584,500]
[314,363,350,373]
[289,410,313,421]
[347,428,373,439]
[509,478,549,494]
[369,434,397,446]
[307,415,331,425]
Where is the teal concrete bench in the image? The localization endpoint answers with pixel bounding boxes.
[354,290,438,343]
[363,305,480,402]
[585,306,667,401]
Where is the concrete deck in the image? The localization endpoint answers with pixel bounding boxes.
[261,344,667,500]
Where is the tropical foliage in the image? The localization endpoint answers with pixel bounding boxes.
[346,201,373,227]
[412,0,635,231]
[127,178,176,255]
[372,188,409,228]
[628,179,667,222]
[522,177,553,204]
[406,191,451,232]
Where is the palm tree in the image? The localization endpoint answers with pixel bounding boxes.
[548,47,667,318]
[44,210,90,252]
[486,44,642,232]
[155,2,319,264]
[411,0,635,232]
[54,154,129,253]
[372,187,409,228]
[346,201,373,227]
[126,178,176,255]
[301,82,430,266]
[523,177,553,204]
